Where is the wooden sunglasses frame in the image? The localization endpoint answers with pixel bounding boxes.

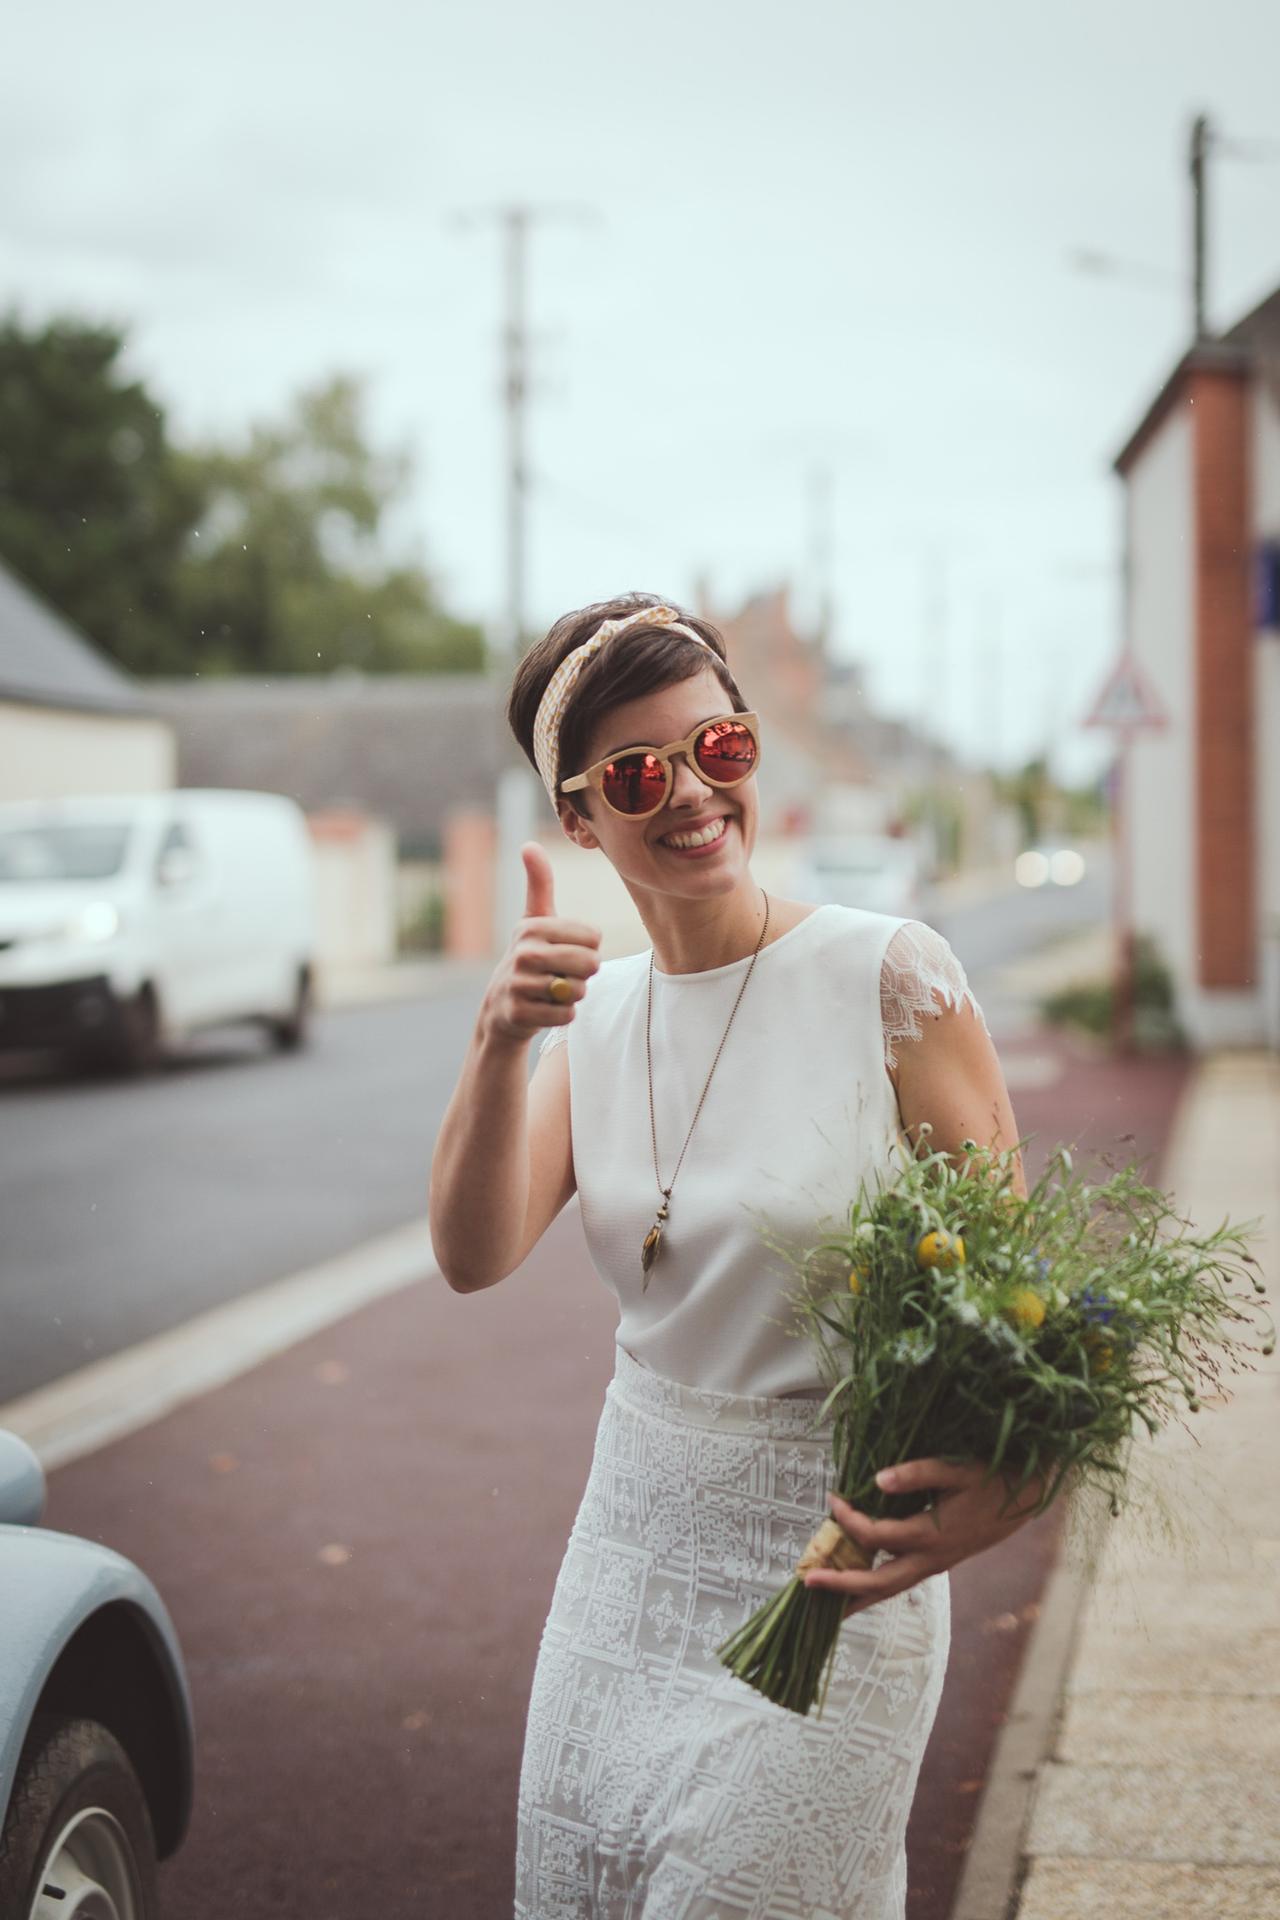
[558,712,762,817]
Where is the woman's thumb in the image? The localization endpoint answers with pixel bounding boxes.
[521,841,556,920]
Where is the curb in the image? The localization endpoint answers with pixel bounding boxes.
[949,1503,1105,1920]
[948,1058,1204,1920]
[316,957,490,1011]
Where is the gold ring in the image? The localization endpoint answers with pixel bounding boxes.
[547,975,575,1005]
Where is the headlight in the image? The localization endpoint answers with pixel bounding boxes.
[1015,851,1050,889]
[1050,849,1086,886]
[65,901,121,943]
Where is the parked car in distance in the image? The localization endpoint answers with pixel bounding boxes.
[785,833,924,918]
[0,1429,194,1917]
[0,790,317,1072]
[1014,845,1087,889]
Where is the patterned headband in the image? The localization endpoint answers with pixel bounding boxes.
[531,604,719,806]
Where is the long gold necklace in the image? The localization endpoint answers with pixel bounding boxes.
[641,890,771,1290]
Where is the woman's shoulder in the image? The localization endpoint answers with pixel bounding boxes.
[791,900,910,969]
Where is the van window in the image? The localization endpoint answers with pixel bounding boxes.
[0,823,132,883]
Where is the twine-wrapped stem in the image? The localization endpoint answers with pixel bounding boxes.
[794,1516,872,1578]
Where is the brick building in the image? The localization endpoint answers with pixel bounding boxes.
[1115,286,1280,1048]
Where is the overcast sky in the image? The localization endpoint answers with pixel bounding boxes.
[6,1,1280,780]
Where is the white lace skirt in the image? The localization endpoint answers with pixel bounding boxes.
[514,1342,951,1920]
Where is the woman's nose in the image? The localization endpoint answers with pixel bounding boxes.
[668,751,714,806]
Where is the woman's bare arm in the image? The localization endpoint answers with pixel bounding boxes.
[889,996,1027,1197]
[428,843,596,1293]
[429,1027,576,1292]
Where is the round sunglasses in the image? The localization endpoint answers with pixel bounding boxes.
[559,713,762,819]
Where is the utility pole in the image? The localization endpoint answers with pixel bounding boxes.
[918,549,950,876]
[454,203,591,668]
[452,202,596,949]
[502,209,530,665]
[808,462,835,658]
[1190,112,1211,341]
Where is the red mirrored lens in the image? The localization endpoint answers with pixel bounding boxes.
[694,720,757,784]
[601,752,669,815]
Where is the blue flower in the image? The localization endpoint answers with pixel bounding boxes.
[1078,1286,1118,1328]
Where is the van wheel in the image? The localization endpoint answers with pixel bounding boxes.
[270,967,312,1052]
[76,987,163,1078]
[0,1714,159,1919]
[112,986,164,1076]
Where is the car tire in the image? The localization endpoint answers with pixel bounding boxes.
[114,985,165,1075]
[269,966,313,1052]
[0,1714,159,1919]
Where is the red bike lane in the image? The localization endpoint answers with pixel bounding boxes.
[42,1030,1189,1919]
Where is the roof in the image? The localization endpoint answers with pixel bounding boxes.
[1221,282,1280,352]
[1110,278,1280,478]
[146,673,507,853]
[0,560,151,715]
[1112,338,1252,477]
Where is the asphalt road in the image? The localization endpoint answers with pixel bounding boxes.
[0,991,486,1402]
[0,861,1108,1405]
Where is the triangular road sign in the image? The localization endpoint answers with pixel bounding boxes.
[1083,651,1167,732]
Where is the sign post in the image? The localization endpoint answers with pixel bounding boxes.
[1083,651,1167,1051]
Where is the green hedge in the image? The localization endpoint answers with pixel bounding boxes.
[1041,934,1185,1051]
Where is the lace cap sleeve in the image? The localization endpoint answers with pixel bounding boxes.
[880,920,988,1071]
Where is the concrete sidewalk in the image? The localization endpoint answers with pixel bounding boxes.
[957,1051,1280,1920]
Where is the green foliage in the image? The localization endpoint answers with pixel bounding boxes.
[0,314,201,672]
[718,1136,1270,1716]
[177,376,485,675]
[992,755,1053,846]
[0,312,483,677]
[1042,934,1184,1050]
[398,886,446,954]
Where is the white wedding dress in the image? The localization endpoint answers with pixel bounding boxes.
[514,907,987,1920]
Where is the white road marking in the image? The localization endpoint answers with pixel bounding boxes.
[0,1221,435,1472]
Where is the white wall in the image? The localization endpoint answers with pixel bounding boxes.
[0,703,175,800]
[308,815,398,972]
[1125,406,1196,1019]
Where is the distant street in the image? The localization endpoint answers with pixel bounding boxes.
[0,858,1109,1405]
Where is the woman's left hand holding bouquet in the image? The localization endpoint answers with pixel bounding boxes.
[805,1458,1046,1619]
[806,973,1036,1620]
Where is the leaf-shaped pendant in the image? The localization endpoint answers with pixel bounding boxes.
[641,1199,669,1291]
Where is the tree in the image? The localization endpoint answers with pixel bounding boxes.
[0,314,484,677]
[176,376,484,674]
[0,314,201,671]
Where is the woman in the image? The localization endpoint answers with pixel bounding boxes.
[429,593,1036,1920]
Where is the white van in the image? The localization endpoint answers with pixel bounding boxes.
[0,790,316,1071]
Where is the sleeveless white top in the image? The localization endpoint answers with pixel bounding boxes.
[539,905,984,1400]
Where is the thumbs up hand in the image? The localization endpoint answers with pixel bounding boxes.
[482,842,603,1047]
[522,841,558,922]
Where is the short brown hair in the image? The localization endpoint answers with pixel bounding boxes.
[507,592,747,817]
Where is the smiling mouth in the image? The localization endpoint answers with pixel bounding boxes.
[659,817,729,851]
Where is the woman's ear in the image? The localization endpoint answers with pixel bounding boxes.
[557,798,599,851]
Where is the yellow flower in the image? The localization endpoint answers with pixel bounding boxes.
[1083,1331,1113,1372]
[848,1267,867,1294]
[1002,1288,1046,1332]
[916,1229,965,1271]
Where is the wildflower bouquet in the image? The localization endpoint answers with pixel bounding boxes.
[716,1136,1272,1718]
